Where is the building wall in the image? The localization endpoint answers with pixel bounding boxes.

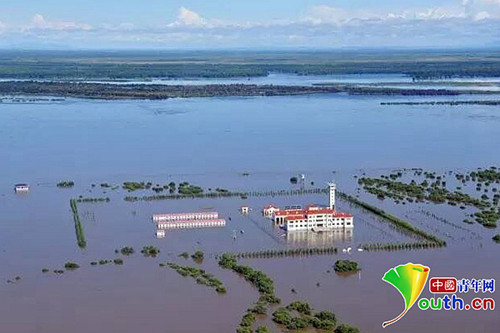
[285,215,353,231]
[328,182,336,209]
[153,211,218,222]
[156,219,226,229]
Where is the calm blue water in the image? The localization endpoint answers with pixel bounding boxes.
[2,93,500,188]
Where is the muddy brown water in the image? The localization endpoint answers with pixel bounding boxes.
[1,92,499,332]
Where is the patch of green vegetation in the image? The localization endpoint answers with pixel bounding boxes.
[75,197,110,203]
[165,262,226,294]
[271,303,336,331]
[238,312,256,332]
[290,176,298,184]
[41,268,50,273]
[259,293,281,305]
[359,176,490,209]
[230,246,338,259]
[191,250,204,263]
[493,234,500,243]
[124,187,328,202]
[141,246,160,257]
[70,199,86,248]
[361,241,442,251]
[219,254,282,332]
[113,258,124,265]
[334,323,361,333]
[218,254,275,295]
[248,301,267,315]
[287,301,313,315]
[64,262,80,270]
[272,308,293,326]
[178,182,204,195]
[179,252,189,259]
[334,260,360,273]
[120,247,134,255]
[57,181,74,188]
[123,182,149,192]
[474,209,499,228]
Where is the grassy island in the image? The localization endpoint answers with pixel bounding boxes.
[120,247,135,255]
[57,181,74,188]
[272,304,336,331]
[191,250,204,263]
[70,199,86,248]
[357,167,500,229]
[64,262,80,270]
[334,260,360,273]
[165,263,226,294]
[141,246,160,257]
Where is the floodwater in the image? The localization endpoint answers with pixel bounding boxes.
[1,85,500,332]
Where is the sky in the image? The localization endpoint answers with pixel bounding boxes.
[0,0,499,49]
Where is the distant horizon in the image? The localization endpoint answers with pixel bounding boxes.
[1,46,500,53]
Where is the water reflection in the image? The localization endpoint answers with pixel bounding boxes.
[285,229,353,247]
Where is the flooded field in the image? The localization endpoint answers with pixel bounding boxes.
[1,90,500,332]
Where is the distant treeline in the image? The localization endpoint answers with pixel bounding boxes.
[0,81,490,100]
[223,247,339,259]
[382,100,500,106]
[1,50,500,80]
[70,199,86,248]
[125,188,328,202]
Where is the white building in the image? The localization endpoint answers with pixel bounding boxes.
[267,182,353,231]
[262,205,280,217]
[153,210,226,230]
[153,211,218,222]
[328,182,336,209]
[14,184,29,192]
[156,219,226,230]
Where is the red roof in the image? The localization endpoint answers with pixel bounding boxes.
[275,209,303,216]
[285,214,306,221]
[273,205,352,219]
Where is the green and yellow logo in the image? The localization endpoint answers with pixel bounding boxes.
[382,263,430,328]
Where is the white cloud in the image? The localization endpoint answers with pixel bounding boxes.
[170,7,207,27]
[305,5,470,25]
[27,14,92,31]
[303,2,500,25]
[464,0,500,18]
[1,4,499,49]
